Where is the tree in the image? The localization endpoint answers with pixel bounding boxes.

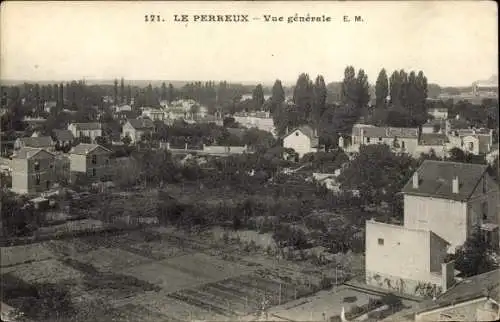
[338,144,417,206]
[161,82,167,101]
[270,79,285,115]
[126,85,132,105]
[356,69,370,112]
[252,84,265,110]
[452,227,497,277]
[120,78,125,104]
[375,69,389,108]
[313,75,327,127]
[341,66,357,108]
[389,70,402,106]
[293,73,314,122]
[113,79,118,105]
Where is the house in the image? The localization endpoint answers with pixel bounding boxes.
[69,143,112,182]
[413,269,500,321]
[113,104,132,113]
[421,119,448,134]
[52,129,74,149]
[365,160,499,297]
[401,160,499,251]
[121,118,155,144]
[67,123,102,142]
[415,133,450,158]
[14,136,55,151]
[141,107,166,121]
[113,110,138,124]
[365,219,452,297]
[233,111,276,135]
[428,107,449,120]
[159,100,169,108]
[43,101,58,113]
[282,125,320,158]
[345,124,420,156]
[447,128,493,155]
[10,147,56,195]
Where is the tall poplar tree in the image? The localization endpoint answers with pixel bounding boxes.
[375,69,389,108]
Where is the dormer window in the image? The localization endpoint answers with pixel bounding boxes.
[295,132,299,136]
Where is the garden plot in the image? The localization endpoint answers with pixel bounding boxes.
[113,289,229,321]
[127,239,189,260]
[118,253,256,293]
[71,247,153,272]
[0,242,55,267]
[1,258,84,284]
[118,260,206,292]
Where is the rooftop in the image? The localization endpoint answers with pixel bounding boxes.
[419,133,449,146]
[12,147,54,159]
[415,269,500,314]
[402,160,494,201]
[70,143,111,155]
[52,129,74,142]
[126,118,155,130]
[17,136,53,148]
[70,122,101,130]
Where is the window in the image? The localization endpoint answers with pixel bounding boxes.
[35,174,40,185]
[91,155,97,165]
[366,137,371,143]
[105,158,110,165]
[92,168,97,177]
[468,142,474,151]
[401,141,406,149]
[34,161,40,171]
[379,137,382,141]
[46,180,50,189]
[378,238,384,245]
[295,132,300,136]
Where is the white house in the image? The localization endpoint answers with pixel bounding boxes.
[282,125,319,158]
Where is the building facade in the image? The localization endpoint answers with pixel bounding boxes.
[68,123,102,142]
[282,125,319,158]
[69,144,112,182]
[121,118,156,144]
[10,147,56,195]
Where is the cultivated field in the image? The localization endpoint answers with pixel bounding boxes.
[1,227,329,321]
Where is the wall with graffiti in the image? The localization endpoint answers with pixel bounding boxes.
[366,270,443,298]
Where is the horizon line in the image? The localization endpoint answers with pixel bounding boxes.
[0,77,488,88]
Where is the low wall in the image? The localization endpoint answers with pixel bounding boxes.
[366,270,443,298]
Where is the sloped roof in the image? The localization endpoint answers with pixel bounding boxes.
[419,133,449,146]
[52,129,74,142]
[362,126,419,138]
[71,122,101,130]
[70,143,111,155]
[18,136,54,148]
[284,125,319,147]
[127,118,155,130]
[402,160,495,201]
[12,147,54,159]
[415,269,500,315]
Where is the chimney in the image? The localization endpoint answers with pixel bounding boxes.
[452,176,459,194]
[286,126,289,135]
[412,172,419,189]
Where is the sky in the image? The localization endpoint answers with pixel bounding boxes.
[1,1,498,87]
